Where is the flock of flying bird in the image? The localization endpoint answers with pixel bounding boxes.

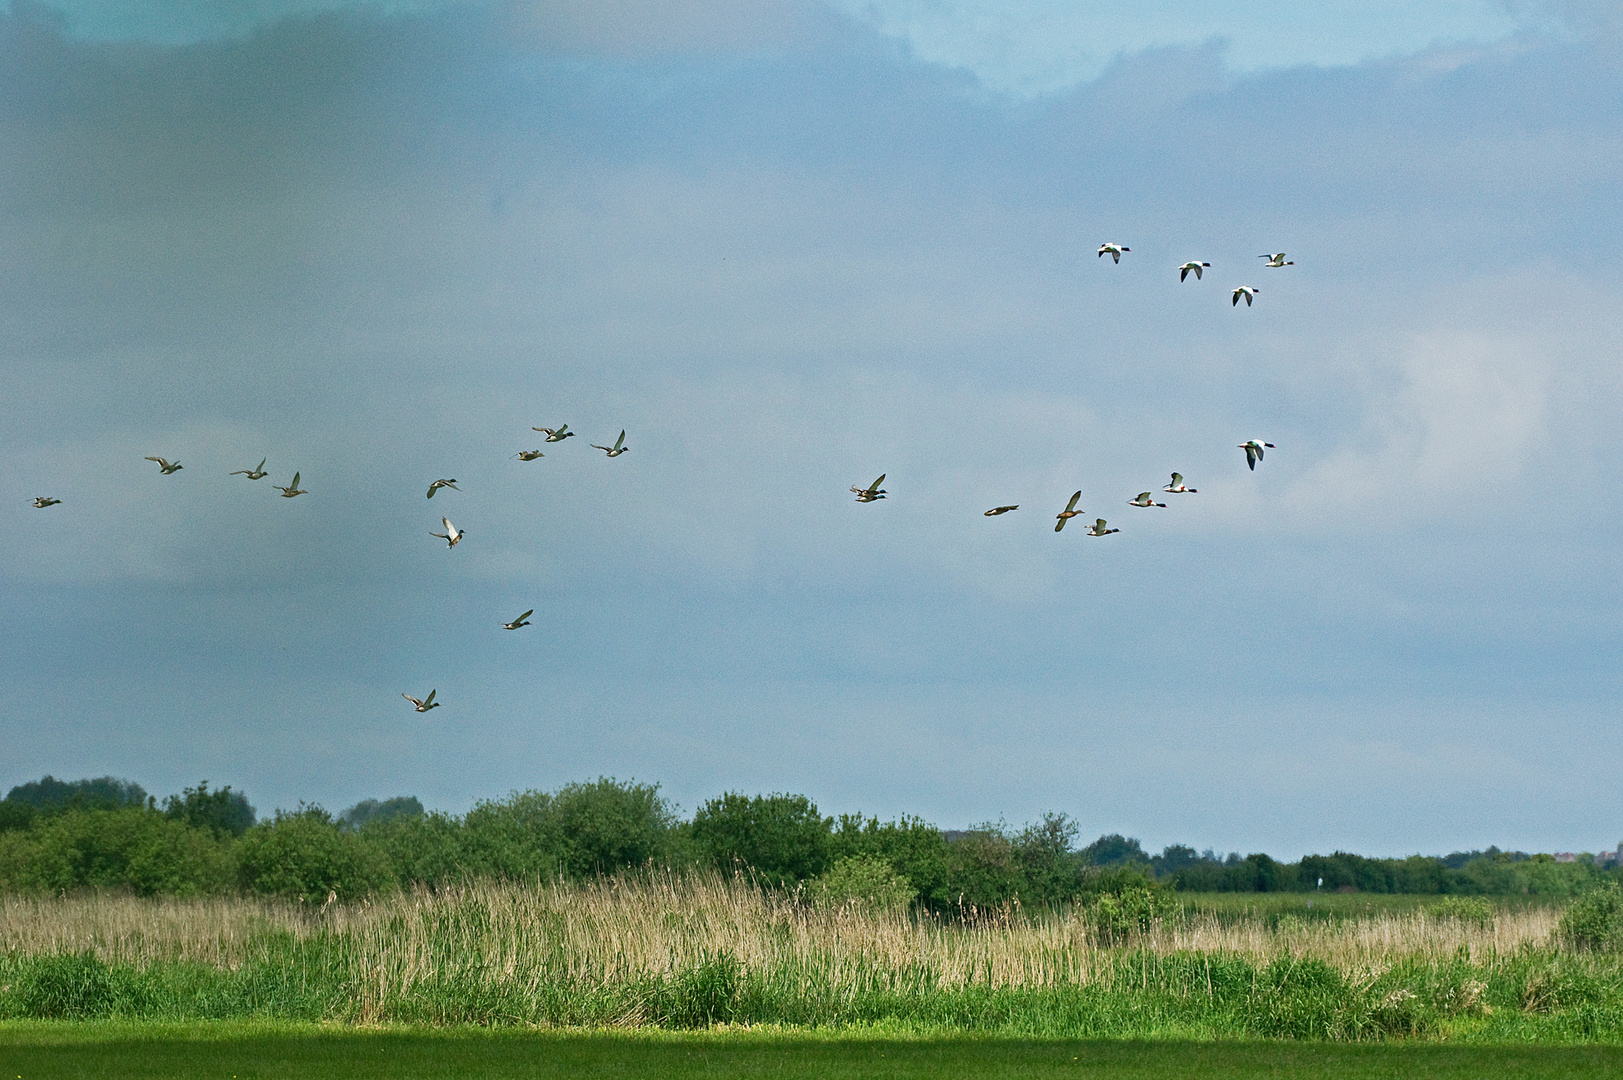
[27,248,1290,712]
[850,247,1290,539]
[27,420,634,714]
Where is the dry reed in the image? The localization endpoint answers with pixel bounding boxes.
[0,873,1562,993]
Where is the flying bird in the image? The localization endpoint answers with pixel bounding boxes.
[1086,519,1120,536]
[1055,491,1084,532]
[32,497,61,508]
[1239,440,1275,471]
[852,475,887,502]
[1164,473,1197,494]
[1128,492,1167,508]
[274,472,306,497]
[983,505,1019,516]
[533,425,575,442]
[1259,253,1294,267]
[1232,285,1258,307]
[145,457,183,474]
[231,459,269,480]
[503,609,534,630]
[426,479,459,498]
[591,431,629,457]
[430,518,463,547]
[402,690,440,712]
[516,450,545,461]
[1178,261,1210,282]
[1098,243,1129,263]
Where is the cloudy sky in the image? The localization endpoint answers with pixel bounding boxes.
[3,0,1621,858]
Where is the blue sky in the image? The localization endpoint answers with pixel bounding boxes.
[3,0,1621,858]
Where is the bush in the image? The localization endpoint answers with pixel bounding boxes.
[236,806,391,902]
[808,854,916,909]
[690,793,832,887]
[551,778,679,879]
[1432,895,1493,927]
[1558,883,1623,952]
[0,808,232,896]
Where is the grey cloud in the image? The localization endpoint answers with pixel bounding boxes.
[5,3,1623,848]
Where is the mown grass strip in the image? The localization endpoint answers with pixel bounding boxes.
[3,1023,1623,1079]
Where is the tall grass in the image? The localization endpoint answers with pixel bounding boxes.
[0,874,1618,1039]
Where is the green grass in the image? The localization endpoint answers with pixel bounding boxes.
[1175,892,1561,923]
[2,1023,1623,1079]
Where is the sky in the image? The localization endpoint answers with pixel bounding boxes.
[3,0,1621,859]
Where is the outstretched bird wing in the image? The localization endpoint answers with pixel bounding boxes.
[1064,491,1081,513]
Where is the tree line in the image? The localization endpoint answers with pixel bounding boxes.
[1,774,1617,906]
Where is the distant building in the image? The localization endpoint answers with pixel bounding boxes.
[1553,852,1577,863]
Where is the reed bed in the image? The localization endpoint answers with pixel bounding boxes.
[0,874,1561,980]
[0,875,1614,1037]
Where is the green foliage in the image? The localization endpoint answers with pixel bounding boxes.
[1081,833,1148,867]
[4,775,149,813]
[1432,896,1493,926]
[0,807,233,895]
[830,814,951,906]
[807,854,916,909]
[235,807,391,902]
[690,793,832,887]
[340,796,423,832]
[550,778,679,878]
[1559,883,1623,952]
[163,781,256,838]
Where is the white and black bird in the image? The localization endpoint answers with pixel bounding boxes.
[1164,473,1197,494]
[1086,519,1120,536]
[1128,492,1167,508]
[516,450,545,461]
[503,609,534,630]
[145,456,183,475]
[852,475,887,503]
[1178,261,1210,282]
[591,431,629,457]
[1098,243,1129,263]
[984,505,1019,516]
[32,497,61,508]
[1055,491,1084,532]
[1239,440,1275,471]
[430,518,463,547]
[1259,253,1294,267]
[231,459,269,480]
[533,425,575,443]
[1232,285,1258,307]
[426,478,459,498]
[402,690,440,712]
[274,472,306,498]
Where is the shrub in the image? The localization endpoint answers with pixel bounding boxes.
[1432,895,1493,927]
[0,808,232,895]
[808,854,916,909]
[690,793,832,887]
[551,778,678,878]
[236,806,391,902]
[1558,883,1623,952]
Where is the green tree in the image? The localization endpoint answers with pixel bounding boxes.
[690,792,832,887]
[340,796,424,832]
[0,808,232,896]
[235,806,391,902]
[162,781,255,837]
[4,775,148,814]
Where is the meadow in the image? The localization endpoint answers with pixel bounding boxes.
[0,875,1618,1042]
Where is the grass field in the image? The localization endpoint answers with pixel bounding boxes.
[4,1023,1623,1079]
[0,878,1618,1041]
